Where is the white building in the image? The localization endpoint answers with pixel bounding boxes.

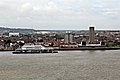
[9,33,20,37]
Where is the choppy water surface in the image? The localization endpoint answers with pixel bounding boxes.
[0,50,120,80]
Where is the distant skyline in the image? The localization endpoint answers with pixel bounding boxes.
[0,0,120,30]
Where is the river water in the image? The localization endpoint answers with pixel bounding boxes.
[0,50,120,80]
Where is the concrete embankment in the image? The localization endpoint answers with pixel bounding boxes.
[55,47,120,51]
[0,47,120,52]
[0,50,14,51]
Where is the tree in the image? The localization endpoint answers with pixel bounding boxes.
[4,39,11,47]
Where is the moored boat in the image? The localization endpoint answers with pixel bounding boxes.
[13,44,58,54]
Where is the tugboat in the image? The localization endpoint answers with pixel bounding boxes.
[13,44,58,54]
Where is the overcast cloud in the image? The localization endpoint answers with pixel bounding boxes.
[0,0,120,30]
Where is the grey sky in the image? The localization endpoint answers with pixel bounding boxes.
[0,0,120,30]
